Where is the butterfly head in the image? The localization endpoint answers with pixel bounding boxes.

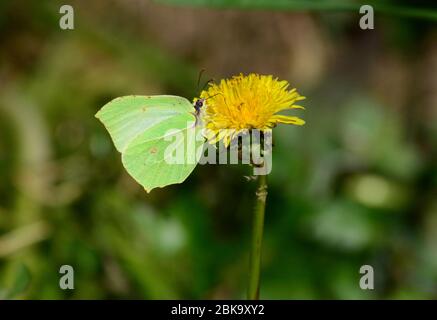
[194,98,205,115]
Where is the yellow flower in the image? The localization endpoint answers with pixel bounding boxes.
[197,73,305,146]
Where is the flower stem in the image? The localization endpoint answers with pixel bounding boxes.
[247,174,268,300]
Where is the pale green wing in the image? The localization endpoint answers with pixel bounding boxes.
[95,95,194,152]
[96,95,204,192]
[122,114,204,192]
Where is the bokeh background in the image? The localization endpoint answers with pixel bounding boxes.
[0,0,436,299]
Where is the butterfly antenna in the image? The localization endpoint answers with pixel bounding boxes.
[206,92,231,106]
[204,91,233,114]
[204,92,222,100]
[201,78,215,92]
[197,69,206,91]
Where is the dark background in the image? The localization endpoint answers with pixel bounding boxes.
[0,0,436,299]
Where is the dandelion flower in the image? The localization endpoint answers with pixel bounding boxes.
[197,73,305,146]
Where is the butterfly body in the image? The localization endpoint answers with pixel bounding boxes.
[194,98,205,116]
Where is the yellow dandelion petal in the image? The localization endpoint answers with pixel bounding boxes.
[196,73,306,145]
[267,115,305,126]
[204,128,218,141]
[211,128,231,144]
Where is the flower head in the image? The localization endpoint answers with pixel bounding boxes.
[197,73,305,146]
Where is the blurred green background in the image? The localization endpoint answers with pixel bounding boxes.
[0,0,436,299]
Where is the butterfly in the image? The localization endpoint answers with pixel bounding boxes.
[95,95,205,192]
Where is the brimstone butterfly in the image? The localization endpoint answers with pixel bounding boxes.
[95,95,205,192]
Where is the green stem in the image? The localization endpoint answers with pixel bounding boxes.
[247,174,268,300]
